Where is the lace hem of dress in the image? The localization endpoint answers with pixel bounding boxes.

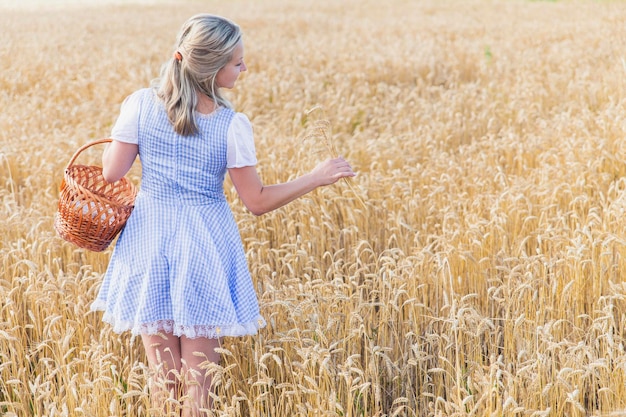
[92,301,266,339]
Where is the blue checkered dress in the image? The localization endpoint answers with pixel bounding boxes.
[91,89,266,339]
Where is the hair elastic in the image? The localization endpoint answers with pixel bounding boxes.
[174,51,182,61]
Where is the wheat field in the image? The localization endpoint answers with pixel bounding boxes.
[2,0,626,416]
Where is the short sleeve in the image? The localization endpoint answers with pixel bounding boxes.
[227,112,257,168]
[110,90,143,144]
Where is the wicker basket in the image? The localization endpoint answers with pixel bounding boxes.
[54,138,138,252]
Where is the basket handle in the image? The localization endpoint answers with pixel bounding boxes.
[66,138,112,170]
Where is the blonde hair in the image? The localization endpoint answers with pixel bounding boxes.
[153,14,242,136]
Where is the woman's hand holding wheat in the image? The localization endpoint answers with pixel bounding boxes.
[310,157,356,186]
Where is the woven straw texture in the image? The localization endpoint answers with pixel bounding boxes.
[54,139,137,252]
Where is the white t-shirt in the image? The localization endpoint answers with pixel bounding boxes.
[111,91,257,168]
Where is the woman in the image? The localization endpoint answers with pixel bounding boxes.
[91,13,355,416]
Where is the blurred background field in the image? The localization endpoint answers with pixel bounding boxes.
[3,0,626,416]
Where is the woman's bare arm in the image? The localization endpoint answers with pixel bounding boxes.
[228,157,355,216]
[102,141,139,183]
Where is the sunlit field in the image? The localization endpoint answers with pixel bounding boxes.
[3,0,626,415]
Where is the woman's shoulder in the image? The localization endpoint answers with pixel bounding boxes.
[205,108,249,128]
[231,111,251,126]
[134,87,158,102]
[119,87,156,109]
[228,112,253,139]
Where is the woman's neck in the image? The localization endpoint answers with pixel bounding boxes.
[196,93,217,115]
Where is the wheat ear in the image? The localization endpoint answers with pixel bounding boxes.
[303,108,367,209]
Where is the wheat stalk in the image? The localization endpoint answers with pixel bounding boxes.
[303,106,367,209]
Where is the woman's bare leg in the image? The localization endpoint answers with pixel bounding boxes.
[180,336,221,417]
[141,332,182,415]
